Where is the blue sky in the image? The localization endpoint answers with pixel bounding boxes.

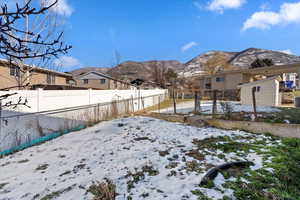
[49,0,300,70]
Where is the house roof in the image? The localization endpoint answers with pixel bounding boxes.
[76,71,113,80]
[75,71,132,86]
[237,76,282,88]
[0,59,72,78]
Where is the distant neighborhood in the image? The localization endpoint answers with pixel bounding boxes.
[1,48,300,108]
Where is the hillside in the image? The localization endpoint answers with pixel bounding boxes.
[182,51,237,77]
[70,48,300,80]
[107,60,185,80]
[229,48,300,68]
[182,48,300,76]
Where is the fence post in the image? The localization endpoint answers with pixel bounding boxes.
[173,88,177,114]
[37,88,43,112]
[158,95,161,113]
[131,95,134,113]
[252,87,257,121]
[0,100,2,136]
[212,90,217,118]
[194,91,201,113]
[88,89,92,105]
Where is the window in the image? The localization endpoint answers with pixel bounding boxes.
[47,74,56,84]
[257,86,261,92]
[100,79,106,84]
[205,83,211,89]
[216,77,225,82]
[10,66,20,77]
[67,79,76,85]
[253,86,261,92]
[84,79,89,84]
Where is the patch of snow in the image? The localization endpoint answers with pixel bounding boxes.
[247,153,263,170]
[201,173,234,199]
[0,117,277,200]
[155,101,281,114]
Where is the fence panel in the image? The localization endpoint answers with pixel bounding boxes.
[0,92,167,154]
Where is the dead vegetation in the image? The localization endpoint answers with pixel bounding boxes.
[88,179,117,200]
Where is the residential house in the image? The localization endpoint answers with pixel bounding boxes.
[75,71,132,90]
[0,59,74,90]
[196,63,300,94]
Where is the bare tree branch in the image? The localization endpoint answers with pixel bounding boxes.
[0,0,71,62]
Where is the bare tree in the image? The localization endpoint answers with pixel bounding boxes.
[203,53,236,75]
[151,63,169,88]
[0,0,71,89]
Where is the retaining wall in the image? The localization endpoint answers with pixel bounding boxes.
[207,119,300,138]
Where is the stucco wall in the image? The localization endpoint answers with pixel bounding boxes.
[77,78,111,89]
[30,72,67,85]
[211,75,225,90]
[224,73,243,90]
[200,73,252,92]
[0,66,18,89]
[240,79,280,106]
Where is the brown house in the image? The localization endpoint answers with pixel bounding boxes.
[75,71,132,90]
[0,59,73,90]
[196,63,300,94]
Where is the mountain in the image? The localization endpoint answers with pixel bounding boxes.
[228,48,300,68]
[106,60,185,81]
[183,48,300,76]
[70,48,300,80]
[182,51,237,77]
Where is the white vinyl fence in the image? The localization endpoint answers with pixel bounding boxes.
[0,89,168,153]
[0,89,167,113]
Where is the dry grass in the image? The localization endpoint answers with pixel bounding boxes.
[136,98,193,114]
[88,179,117,200]
[294,91,300,97]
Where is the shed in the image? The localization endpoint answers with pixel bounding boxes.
[238,76,282,107]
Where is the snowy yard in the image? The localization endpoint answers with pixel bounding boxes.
[0,117,284,200]
[154,101,280,114]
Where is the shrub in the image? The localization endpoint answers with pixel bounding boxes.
[251,58,274,68]
[88,179,117,200]
[220,102,234,119]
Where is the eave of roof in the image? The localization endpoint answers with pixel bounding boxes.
[237,76,282,88]
[75,71,133,86]
[0,59,72,77]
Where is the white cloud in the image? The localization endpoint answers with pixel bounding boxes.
[280,49,294,55]
[181,42,198,52]
[260,2,271,11]
[207,0,246,13]
[54,56,81,69]
[243,1,300,31]
[41,0,73,16]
